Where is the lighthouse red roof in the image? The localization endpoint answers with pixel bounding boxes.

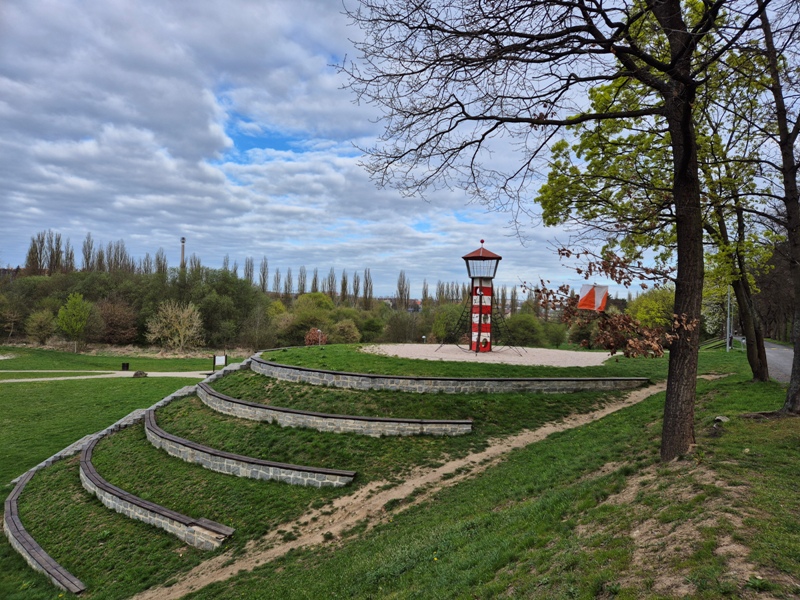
[462,244,502,261]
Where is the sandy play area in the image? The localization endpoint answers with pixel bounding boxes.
[361,343,611,368]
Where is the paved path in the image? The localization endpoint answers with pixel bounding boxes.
[764,341,793,384]
[0,371,210,384]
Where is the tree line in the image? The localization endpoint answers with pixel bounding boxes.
[2,230,578,352]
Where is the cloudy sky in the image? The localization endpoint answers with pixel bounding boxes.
[0,0,619,298]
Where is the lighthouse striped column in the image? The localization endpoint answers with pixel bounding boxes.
[470,278,493,352]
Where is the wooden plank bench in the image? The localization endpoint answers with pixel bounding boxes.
[79,436,235,551]
[3,469,87,594]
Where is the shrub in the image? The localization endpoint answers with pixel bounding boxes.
[25,309,56,345]
[305,327,328,346]
[329,319,362,344]
[145,301,204,352]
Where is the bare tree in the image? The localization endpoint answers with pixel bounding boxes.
[343,0,768,460]
[311,268,320,293]
[273,268,282,295]
[146,300,204,352]
[362,268,373,310]
[326,267,337,302]
[154,248,168,275]
[259,256,269,293]
[395,270,410,310]
[298,265,307,295]
[140,252,154,275]
[244,256,254,285]
[283,267,294,301]
[351,270,361,307]
[340,269,349,306]
[82,232,94,271]
[188,254,202,278]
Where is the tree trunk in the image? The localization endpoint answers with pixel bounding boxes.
[782,201,800,413]
[733,206,769,382]
[731,277,769,381]
[660,90,704,461]
[758,1,800,412]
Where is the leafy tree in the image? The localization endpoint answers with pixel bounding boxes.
[543,322,567,348]
[343,0,769,460]
[503,314,545,347]
[57,292,92,352]
[146,300,203,352]
[25,309,56,345]
[430,303,465,344]
[747,0,800,414]
[627,288,675,330]
[305,327,328,346]
[360,316,385,343]
[96,299,137,345]
[329,319,362,344]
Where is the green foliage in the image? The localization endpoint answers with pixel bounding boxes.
[295,292,336,312]
[543,321,568,348]
[626,287,674,329]
[430,303,464,343]
[329,319,362,344]
[383,311,418,343]
[503,313,545,347]
[24,309,55,345]
[57,292,93,350]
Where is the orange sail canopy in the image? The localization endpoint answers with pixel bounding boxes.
[577,284,609,312]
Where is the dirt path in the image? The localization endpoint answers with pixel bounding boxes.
[131,381,666,600]
[0,371,209,383]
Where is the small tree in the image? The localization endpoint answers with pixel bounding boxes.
[57,293,92,352]
[26,309,56,345]
[305,327,328,346]
[146,300,203,352]
[329,319,362,344]
[96,299,138,345]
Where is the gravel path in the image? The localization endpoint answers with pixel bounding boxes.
[362,343,611,367]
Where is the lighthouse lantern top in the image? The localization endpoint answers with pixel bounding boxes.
[462,240,502,279]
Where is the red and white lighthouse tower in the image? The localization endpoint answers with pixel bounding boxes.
[462,241,502,352]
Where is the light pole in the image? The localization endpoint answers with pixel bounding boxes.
[318,329,323,346]
[462,240,502,353]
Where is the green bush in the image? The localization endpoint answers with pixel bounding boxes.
[504,313,545,347]
[25,309,56,345]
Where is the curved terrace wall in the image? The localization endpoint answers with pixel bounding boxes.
[250,355,650,395]
[79,435,235,551]
[4,470,87,594]
[196,382,473,437]
[144,408,356,487]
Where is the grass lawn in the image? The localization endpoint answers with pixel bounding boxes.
[2,346,798,599]
[0,345,241,372]
[0,376,201,600]
[258,344,746,380]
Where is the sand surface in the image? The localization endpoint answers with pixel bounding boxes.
[361,343,611,367]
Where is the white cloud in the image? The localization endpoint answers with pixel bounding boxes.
[0,0,619,297]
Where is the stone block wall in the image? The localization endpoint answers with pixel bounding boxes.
[144,409,356,487]
[196,382,472,437]
[79,431,235,551]
[250,355,649,395]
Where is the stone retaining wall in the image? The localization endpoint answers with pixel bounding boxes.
[196,382,472,437]
[4,470,87,594]
[79,430,235,551]
[144,409,356,487]
[250,355,649,394]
